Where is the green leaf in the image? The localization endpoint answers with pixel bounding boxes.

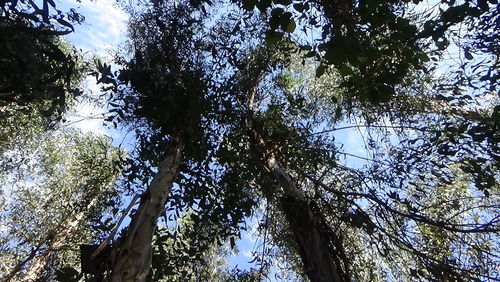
[270,7,284,16]
[419,53,430,62]
[299,45,312,51]
[464,49,473,60]
[279,12,293,30]
[256,0,272,12]
[304,50,316,58]
[274,0,292,5]
[269,13,280,30]
[293,3,305,12]
[242,0,256,11]
[339,65,353,76]
[265,30,284,45]
[282,18,296,33]
[56,18,74,32]
[315,64,327,78]
[436,38,449,50]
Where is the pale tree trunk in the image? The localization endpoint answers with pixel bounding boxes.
[109,135,184,282]
[244,73,349,281]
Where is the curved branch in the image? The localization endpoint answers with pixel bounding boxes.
[301,173,500,234]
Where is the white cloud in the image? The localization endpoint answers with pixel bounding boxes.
[59,0,129,135]
[65,0,128,55]
[242,249,253,258]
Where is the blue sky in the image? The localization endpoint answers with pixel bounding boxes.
[59,0,127,137]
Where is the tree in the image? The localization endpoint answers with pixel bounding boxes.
[208,1,498,278]
[0,129,124,281]
[93,1,216,279]
[1,0,85,123]
[0,3,122,279]
[215,0,499,279]
[6,0,497,280]
[1,0,89,167]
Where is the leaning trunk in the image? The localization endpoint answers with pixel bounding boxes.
[280,195,349,282]
[109,136,184,282]
[243,67,349,280]
[246,114,349,281]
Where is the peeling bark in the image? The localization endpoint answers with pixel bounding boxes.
[109,136,184,282]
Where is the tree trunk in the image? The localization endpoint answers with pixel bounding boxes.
[109,135,184,282]
[3,196,101,281]
[243,70,349,280]
[246,114,349,281]
[24,202,96,281]
[280,195,349,282]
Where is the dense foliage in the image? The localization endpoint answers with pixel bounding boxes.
[1,0,498,280]
[1,0,86,120]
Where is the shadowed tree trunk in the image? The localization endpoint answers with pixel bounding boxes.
[109,135,184,281]
[244,74,350,281]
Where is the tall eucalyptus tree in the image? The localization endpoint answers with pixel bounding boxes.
[94,1,217,280]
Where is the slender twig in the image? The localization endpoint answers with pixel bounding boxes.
[306,124,439,137]
[300,172,500,233]
[91,194,140,258]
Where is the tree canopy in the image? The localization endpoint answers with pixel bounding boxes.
[0,0,498,281]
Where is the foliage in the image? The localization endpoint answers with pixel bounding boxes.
[92,1,261,278]
[237,0,498,106]
[0,129,125,280]
[148,211,231,281]
[0,0,86,126]
[1,0,498,280]
[91,0,499,279]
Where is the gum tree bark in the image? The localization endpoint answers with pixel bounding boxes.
[244,72,349,282]
[109,135,184,282]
